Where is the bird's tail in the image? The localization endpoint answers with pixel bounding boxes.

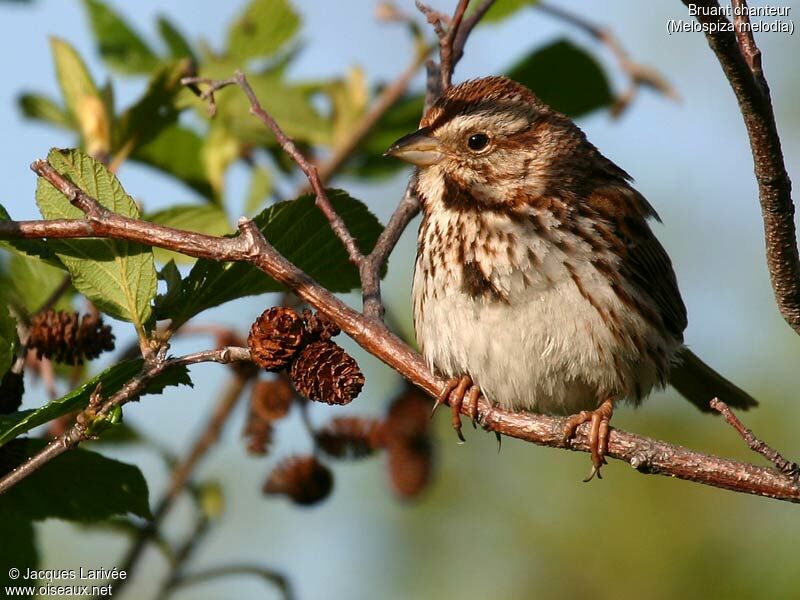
[670,347,758,412]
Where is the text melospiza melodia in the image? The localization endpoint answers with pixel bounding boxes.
[386,76,756,479]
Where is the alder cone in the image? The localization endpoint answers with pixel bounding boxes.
[250,378,295,421]
[248,307,308,371]
[289,341,364,405]
[243,417,273,456]
[387,438,433,499]
[29,310,115,365]
[301,309,341,342]
[263,455,333,506]
[317,417,383,459]
[384,387,434,499]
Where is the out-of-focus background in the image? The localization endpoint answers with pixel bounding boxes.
[1,1,799,598]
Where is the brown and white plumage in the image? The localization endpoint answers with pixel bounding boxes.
[386,77,755,470]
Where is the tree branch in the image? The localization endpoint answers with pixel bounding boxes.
[315,44,433,185]
[683,0,799,335]
[711,398,800,479]
[416,0,472,92]
[361,180,420,320]
[102,373,250,600]
[536,2,679,116]
[2,165,799,503]
[0,346,251,495]
[165,564,293,600]
[182,71,365,268]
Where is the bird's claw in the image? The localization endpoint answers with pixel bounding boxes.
[562,399,614,481]
[434,375,485,442]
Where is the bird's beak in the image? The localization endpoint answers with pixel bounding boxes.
[384,127,443,167]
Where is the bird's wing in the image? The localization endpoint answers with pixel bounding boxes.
[586,185,688,341]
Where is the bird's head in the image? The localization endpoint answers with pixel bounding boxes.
[385,76,593,209]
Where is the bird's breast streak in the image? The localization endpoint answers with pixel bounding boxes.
[413,209,664,414]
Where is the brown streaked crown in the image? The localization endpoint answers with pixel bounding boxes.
[420,76,549,130]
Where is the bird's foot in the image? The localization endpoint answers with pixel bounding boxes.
[563,399,614,482]
[432,375,481,442]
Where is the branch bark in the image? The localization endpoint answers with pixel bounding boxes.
[183,71,365,268]
[2,164,799,504]
[683,0,799,335]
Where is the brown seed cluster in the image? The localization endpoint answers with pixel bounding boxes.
[301,308,341,342]
[316,417,384,459]
[247,307,363,406]
[264,385,434,507]
[263,455,333,506]
[290,341,364,406]
[383,387,434,499]
[248,307,308,371]
[243,377,296,455]
[29,310,115,365]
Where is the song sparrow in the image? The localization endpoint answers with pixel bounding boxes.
[386,76,756,479]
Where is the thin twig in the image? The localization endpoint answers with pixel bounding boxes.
[361,180,419,320]
[536,2,679,116]
[683,0,800,335]
[97,372,250,600]
[34,274,72,315]
[166,565,294,600]
[730,0,764,87]
[4,166,800,503]
[182,72,365,268]
[416,0,471,91]
[711,398,800,479]
[0,345,251,495]
[154,515,212,600]
[315,45,433,185]
[451,0,496,67]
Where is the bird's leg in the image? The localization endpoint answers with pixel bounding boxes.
[466,385,481,428]
[433,375,479,442]
[562,398,614,482]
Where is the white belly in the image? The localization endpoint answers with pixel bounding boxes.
[412,210,671,415]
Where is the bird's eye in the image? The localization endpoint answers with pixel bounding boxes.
[467,133,490,152]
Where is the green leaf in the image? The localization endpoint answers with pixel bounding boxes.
[327,67,368,148]
[86,420,143,445]
[82,0,160,75]
[0,518,38,592]
[7,253,72,314]
[244,166,272,215]
[158,190,383,326]
[507,39,613,118]
[475,0,538,23]
[226,0,300,62]
[157,15,197,63]
[145,204,231,264]
[50,37,100,121]
[0,304,15,379]
[50,37,112,157]
[17,93,73,130]
[154,260,182,313]
[0,439,151,520]
[346,93,424,179]
[36,149,158,328]
[131,124,215,201]
[0,359,191,448]
[114,60,193,158]
[202,123,242,199]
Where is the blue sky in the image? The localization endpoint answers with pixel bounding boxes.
[1,2,799,598]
